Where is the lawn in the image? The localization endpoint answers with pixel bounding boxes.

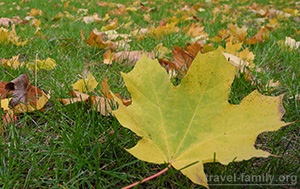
[0,0,299,188]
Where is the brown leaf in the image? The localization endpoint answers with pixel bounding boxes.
[173,46,194,70]
[90,96,117,116]
[4,74,48,111]
[185,42,203,57]
[185,23,207,38]
[246,27,269,44]
[0,81,9,99]
[0,74,49,114]
[60,88,117,116]
[102,78,131,106]
[114,50,155,64]
[60,90,90,105]
[227,23,247,42]
[5,74,30,107]
[114,93,131,106]
[0,18,12,27]
[101,77,113,99]
[158,42,203,74]
[80,29,114,49]
[103,49,114,65]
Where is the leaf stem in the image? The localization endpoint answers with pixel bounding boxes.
[122,164,171,189]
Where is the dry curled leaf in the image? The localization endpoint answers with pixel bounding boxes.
[80,29,114,49]
[114,50,155,64]
[0,74,49,114]
[5,74,30,107]
[60,90,90,105]
[60,89,116,116]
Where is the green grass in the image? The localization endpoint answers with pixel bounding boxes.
[0,0,299,188]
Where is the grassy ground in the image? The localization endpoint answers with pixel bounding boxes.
[0,0,299,188]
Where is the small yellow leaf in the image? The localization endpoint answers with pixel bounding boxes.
[225,41,243,54]
[27,58,57,71]
[1,98,11,111]
[0,27,9,43]
[27,8,43,16]
[1,55,24,69]
[0,26,27,46]
[149,21,180,37]
[101,18,118,31]
[72,72,98,93]
[238,48,255,65]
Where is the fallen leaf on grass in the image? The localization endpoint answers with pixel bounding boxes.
[1,55,24,69]
[148,21,180,38]
[13,89,50,114]
[153,43,171,59]
[114,51,155,64]
[72,72,98,93]
[61,77,130,115]
[101,77,131,106]
[59,90,89,105]
[246,27,269,44]
[0,98,10,111]
[101,77,113,99]
[103,49,114,65]
[104,50,155,65]
[185,23,208,39]
[27,8,43,16]
[1,56,56,71]
[101,18,118,31]
[113,48,289,188]
[80,29,114,49]
[0,16,22,27]
[213,24,269,44]
[222,40,255,69]
[0,74,50,126]
[90,96,116,116]
[60,89,116,116]
[0,26,27,46]
[27,58,57,71]
[0,82,8,99]
[82,13,103,24]
[267,79,281,88]
[159,42,214,74]
[3,74,50,113]
[5,74,30,107]
[282,37,300,50]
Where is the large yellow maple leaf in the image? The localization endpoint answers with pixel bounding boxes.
[113,48,289,188]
